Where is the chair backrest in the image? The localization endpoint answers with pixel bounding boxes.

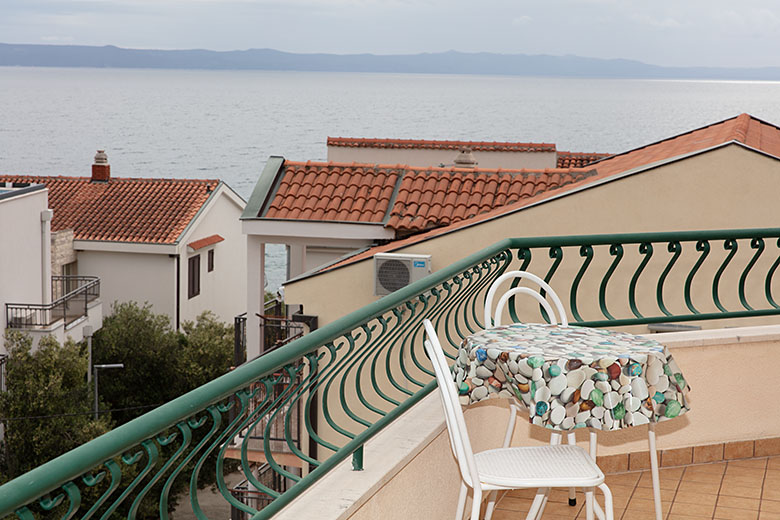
[484,270,568,328]
[422,319,480,490]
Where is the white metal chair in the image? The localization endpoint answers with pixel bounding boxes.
[483,271,569,451]
[483,271,579,517]
[423,319,613,520]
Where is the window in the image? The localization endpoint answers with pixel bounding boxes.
[208,249,214,272]
[188,255,200,298]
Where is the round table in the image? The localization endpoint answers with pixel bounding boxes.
[456,323,690,429]
[456,323,691,520]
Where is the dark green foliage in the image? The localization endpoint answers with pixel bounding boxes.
[92,302,233,425]
[0,303,236,516]
[0,331,112,483]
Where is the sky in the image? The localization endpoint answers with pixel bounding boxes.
[2,0,780,68]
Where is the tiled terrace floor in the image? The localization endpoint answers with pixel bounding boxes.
[493,455,780,519]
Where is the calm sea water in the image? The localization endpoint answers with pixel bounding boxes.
[3,67,780,290]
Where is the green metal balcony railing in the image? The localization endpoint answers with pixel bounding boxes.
[3,228,780,519]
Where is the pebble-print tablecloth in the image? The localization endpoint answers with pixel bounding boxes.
[456,323,690,431]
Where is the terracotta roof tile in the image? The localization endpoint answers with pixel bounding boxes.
[384,167,597,234]
[265,162,401,223]
[312,113,780,277]
[0,174,218,244]
[327,137,556,153]
[592,113,780,177]
[261,160,596,234]
[557,151,612,168]
[188,234,224,250]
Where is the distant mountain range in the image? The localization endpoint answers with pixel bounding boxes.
[2,42,780,80]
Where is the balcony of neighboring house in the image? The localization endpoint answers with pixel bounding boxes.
[4,275,103,346]
[7,228,780,520]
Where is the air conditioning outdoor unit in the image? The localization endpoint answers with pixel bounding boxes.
[374,253,432,296]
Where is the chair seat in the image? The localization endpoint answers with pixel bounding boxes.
[475,444,604,488]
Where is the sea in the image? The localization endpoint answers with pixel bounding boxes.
[3,66,780,291]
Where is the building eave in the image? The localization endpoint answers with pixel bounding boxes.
[241,156,285,220]
[73,240,178,255]
[242,218,394,242]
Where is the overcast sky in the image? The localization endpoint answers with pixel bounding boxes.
[2,0,779,68]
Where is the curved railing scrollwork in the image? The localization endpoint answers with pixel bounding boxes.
[4,228,780,519]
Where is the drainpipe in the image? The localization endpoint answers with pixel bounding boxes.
[40,209,53,305]
[175,254,181,330]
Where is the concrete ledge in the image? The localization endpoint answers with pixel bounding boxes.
[274,391,446,520]
[647,323,780,348]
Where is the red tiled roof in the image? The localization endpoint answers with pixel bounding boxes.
[593,113,780,177]
[320,177,596,273]
[265,161,401,222]
[386,167,596,234]
[327,137,556,153]
[0,175,219,244]
[309,113,780,277]
[557,151,611,168]
[261,161,595,234]
[188,234,224,250]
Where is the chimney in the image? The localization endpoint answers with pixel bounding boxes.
[453,147,477,168]
[92,150,110,182]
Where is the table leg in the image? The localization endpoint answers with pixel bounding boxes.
[647,423,662,520]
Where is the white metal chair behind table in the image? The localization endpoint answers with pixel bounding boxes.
[423,319,614,520]
[483,270,583,516]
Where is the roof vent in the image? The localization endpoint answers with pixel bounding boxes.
[92,150,110,182]
[453,147,477,168]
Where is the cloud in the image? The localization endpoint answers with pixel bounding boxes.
[511,15,532,26]
[630,14,681,29]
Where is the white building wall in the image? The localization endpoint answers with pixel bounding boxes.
[179,187,247,325]
[76,250,176,322]
[327,146,557,170]
[0,188,48,352]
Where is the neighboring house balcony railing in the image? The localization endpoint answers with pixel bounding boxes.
[5,276,100,329]
[4,228,780,519]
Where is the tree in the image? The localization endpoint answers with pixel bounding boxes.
[92,302,233,425]
[90,303,236,514]
[0,332,111,483]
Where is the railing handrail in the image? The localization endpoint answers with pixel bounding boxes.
[0,238,510,515]
[6,277,100,310]
[6,277,99,310]
[5,227,780,516]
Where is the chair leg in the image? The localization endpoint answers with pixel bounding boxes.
[470,487,482,520]
[567,431,577,506]
[502,403,519,448]
[597,483,614,520]
[585,487,595,520]
[533,488,551,520]
[455,482,467,520]
[484,491,499,520]
[525,489,547,520]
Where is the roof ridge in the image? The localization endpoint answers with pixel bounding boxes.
[0,174,219,184]
[557,151,611,157]
[327,136,555,146]
[281,159,591,175]
[733,113,751,144]
[326,136,556,152]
